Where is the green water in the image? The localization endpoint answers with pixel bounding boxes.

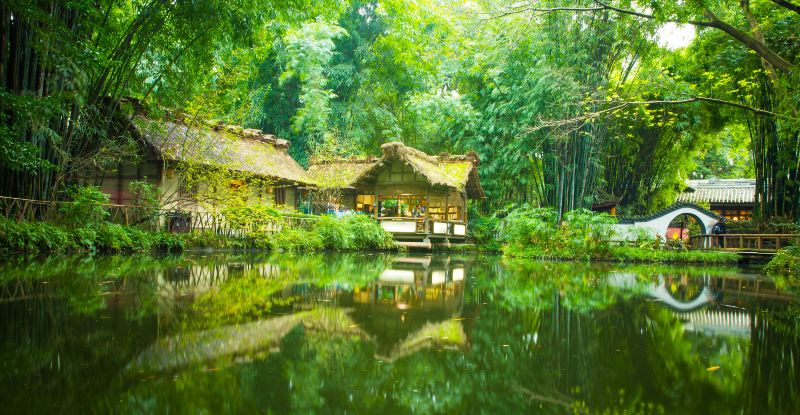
[0,252,798,414]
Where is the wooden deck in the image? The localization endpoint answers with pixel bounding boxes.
[377,217,467,249]
[689,233,797,256]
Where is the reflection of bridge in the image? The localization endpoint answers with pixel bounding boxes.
[607,271,789,338]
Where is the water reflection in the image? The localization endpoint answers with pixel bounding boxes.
[0,253,798,414]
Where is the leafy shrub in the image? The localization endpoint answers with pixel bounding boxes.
[60,186,109,228]
[765,246,800,277]
[0,217,75,253]
[129,179,162,231]
[498,206,617,259]
[154,232,185,252]
[341,214,396,250]
[95,223,134,251]
[267,228,324,252]
[73,227,98,252]
[180,231,244,249]
[497,205,559,247]
[223,205,282,233]
[468,208,501,252]
[314,215,354,249]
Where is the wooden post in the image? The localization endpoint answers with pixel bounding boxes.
[739,235,743,249]
[444,192,449,221]
[757,235,762,250]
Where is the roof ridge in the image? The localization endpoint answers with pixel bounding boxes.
[308,155,379,166]
[618,202,721,223]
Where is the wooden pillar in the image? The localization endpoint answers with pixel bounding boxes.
[444,192,449,221]
[374,189,379,219]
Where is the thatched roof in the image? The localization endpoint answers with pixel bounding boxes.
[307,142,486,198]
[305,157,378,189]
[134,118,309,185]
[677,179,755,205]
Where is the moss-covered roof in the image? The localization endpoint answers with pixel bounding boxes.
[134,118,310,185]
[307,142,486,198]
[305,157,378,189]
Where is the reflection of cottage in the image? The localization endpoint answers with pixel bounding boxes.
[306,142,485,248]
[98,116,311,228]
[350,255,467,357]
[677,179,755,221]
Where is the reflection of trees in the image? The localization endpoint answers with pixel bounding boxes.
[2,253,799,413]
[741,302,800,414]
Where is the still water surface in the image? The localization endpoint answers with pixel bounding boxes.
[0,253,798,414]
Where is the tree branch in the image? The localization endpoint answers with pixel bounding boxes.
[770,0,800,15]
[529,96,796,134]
[491,1,795,73]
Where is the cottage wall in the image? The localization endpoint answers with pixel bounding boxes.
[99,158,162,205]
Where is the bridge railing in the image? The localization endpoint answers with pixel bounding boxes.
[689,233,798,252]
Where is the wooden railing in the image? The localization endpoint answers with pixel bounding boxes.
[0,195,319,236]
[689,233,798,252]
[377,217,466,236]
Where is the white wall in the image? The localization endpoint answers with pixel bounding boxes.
[613,206,719,242]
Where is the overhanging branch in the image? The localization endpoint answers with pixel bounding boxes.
[490,0,796,73]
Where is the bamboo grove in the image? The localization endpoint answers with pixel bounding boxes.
[1,0,798,221]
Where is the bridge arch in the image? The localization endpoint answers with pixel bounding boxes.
[615,203,721,241]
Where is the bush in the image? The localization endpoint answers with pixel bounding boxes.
[498,206,616,260]
[314,215,354,250]
[0,216,185,254]
[267,228,324,252]
[765,246,800,277]
[129,180,162,231]
[497,205,735,264]
[60,186,109,228]
[0,217,75,254]
[95,223,134,251]
[154,232,185,252]
[341,214,396,250]
[223,204,282,233]
[468,208,501,252]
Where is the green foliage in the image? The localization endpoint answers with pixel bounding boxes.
[0,216,183,254]
[340,214,396,250]
[467,207,502,252]
[314,215,354,249]
[60,186,110,228]
[0,217,73,254]
[265,228,325,252]
[266,214,396,251]
[223,204,283,233]
[129,180,162,231]
[497,205,735,264]
[765,246,800,277]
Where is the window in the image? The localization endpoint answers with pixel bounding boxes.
[356,195,375,214]
[274,188,286,205]
[178,178,197,198]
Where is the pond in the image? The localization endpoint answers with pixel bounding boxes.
[0,252,798,414]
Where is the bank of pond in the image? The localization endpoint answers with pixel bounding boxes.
[0,252,798,413]
[0,203,741,265]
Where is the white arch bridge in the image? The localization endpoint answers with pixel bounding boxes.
[612,203,720,242]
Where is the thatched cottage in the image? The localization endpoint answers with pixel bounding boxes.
[98,116,311,229]
[306,142,485,248]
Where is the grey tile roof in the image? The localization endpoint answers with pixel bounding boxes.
[677,179,755,205]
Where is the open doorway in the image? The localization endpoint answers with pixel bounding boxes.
[666,213,705,242]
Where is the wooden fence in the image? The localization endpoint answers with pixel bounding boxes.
[689,233,798,253]
[0,195,318,236]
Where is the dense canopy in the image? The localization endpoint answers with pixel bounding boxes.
[1,0,798,221]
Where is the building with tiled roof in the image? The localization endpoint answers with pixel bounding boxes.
[676,179,755,221]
